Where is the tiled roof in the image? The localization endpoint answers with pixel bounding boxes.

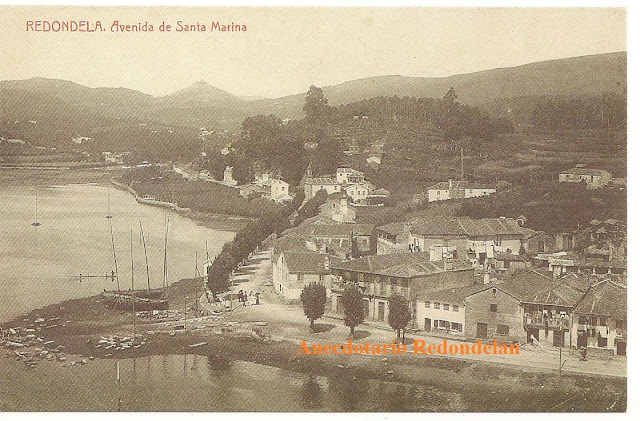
[377,221,409,236]
[272,234,311,258]
[312,223,374,238]
[560,167,610,176]
[526,273,594,307]
[457,217,523,236]
[573,280,626,319]
[497,270,554,302]
[414,283,494,302]
[283,252,329,275]
[306,177,339,185]
[331,252,471,278]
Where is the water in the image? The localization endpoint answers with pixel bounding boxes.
[0,354,455,411]
[0,181,236,322]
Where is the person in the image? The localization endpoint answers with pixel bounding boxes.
[243,291,248,306]
[237,290,244,304]
[255,292,260,305]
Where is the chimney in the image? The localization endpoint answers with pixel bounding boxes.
[449,179,453,190]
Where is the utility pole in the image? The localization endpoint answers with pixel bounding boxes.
[460,147,464,180]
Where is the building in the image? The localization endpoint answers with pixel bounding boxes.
[272,251,332,300]
[558,166,612,189]
[102,151,128,165]
[570,280,626,356]
[523,229,576,254]
[222,166,237,186]
[376,222,412,255]
[303,168,378,204]
[534,251,626,277]
[318,195,356,224]
[408,216,525,266]
[414,283,491,334]
[329,252,475,325]
[239,174,292,203]
[522,273,593,348]
[427,180,496,202]
[308,223,374,258]
[304,176,343,199]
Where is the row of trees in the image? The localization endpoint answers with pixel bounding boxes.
[301,282,411,339]
[206,193,304,295]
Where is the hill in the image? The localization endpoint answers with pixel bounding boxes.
[251,51,626,119]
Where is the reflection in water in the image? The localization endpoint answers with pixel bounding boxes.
[301,375,323,410]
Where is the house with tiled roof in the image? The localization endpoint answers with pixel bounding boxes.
[303,167,378,204]
[408,216,525,265]
[329,252,475,324]
[427,179,496,202]
[558,166,612,189]
[272,251,333,301]
[570,280,626,355]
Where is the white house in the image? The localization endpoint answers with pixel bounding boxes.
[272,251,332,301]
[428,180,496,202]
[558,166,612,189]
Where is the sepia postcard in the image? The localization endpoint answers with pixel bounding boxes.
[0,4,628,414]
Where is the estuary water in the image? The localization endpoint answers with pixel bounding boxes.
[0,179,236,322]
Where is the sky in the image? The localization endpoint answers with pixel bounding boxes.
[0,6,626,98]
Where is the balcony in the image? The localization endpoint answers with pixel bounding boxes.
[525,313,570,330]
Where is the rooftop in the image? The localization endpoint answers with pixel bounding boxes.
[573,280,626,319]
[560,167,611,176]
[331,252,472,278]
[414,283,493,302]
[283,252,330,275]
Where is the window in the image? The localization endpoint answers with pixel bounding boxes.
[452,305,459,312]
[451,322,462,331]
[490,304,498,312]
[424,301,430,308]
[434,302,440,310]
[297,274,303,283]
[497,324,509,335]
[443,303,450,311]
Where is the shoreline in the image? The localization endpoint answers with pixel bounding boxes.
[109,177,251,232]
[0,277,627,412]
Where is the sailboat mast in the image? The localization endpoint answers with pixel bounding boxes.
[139,221,151,292]
[163,213,169,289]
[109,218,120,292]
[35,197,38,223]
[130,229,136,339]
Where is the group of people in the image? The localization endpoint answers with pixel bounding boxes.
[237,289,260,306]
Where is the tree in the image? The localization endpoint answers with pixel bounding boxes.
[303,85,330,123]
[300,283,327,330]
[342,284,365,337]
[387,294,411,340]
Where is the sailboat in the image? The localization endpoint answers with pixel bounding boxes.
[101,216,169,311]
[31,196,41,226]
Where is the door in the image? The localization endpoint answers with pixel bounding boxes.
[528,328,540,343]
[477,322,488,339]
[424,318,431,332]
[617,341,626,356]
[363,300,370,320]
[377,302,385,321]
[553,330,564,347]
[336,296,344,314]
